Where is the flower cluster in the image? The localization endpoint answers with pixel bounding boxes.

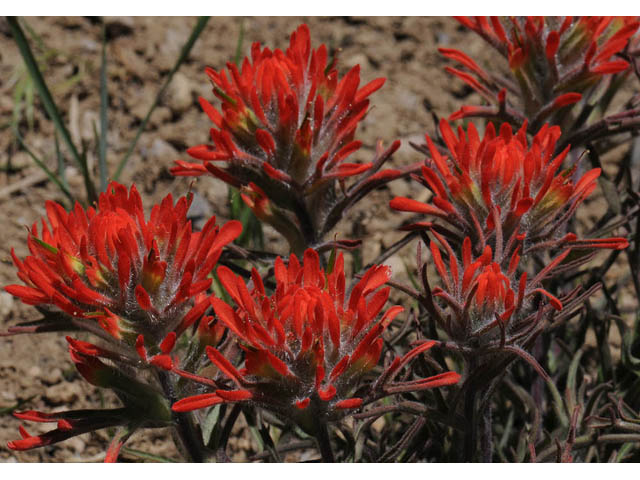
[4,19,636,464]
[6,182,241,347]
[391,119,628,372]
[425,233,563,349]
[391,119,628,265]
[172,24,405,251]
[4,182,240,460]
[172,248,460,434]
[440,17,640,140]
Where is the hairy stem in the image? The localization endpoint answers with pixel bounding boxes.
[314,418,335,463]
[463,382,478,462]
[157,370,205,462]
[481,403,493,463]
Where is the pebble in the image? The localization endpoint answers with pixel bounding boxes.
[45,382,82,405]
[65,437,86,455]
[41,368,63,386]
[104,17,134,39]
[200,176,233,214]
[187,193,213,231]
[8,151,31,170]
[0,292,15,319]
[167,72,195,113]
[372,416,386,434]
[148,138,178,161]
[150,106,172,128]
[1,390,16,401]
[80,110,99,142]
[344,53,369,69]
[388,178,412,198]
[383,254,406,280]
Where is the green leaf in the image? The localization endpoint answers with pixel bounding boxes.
[13,128,74,203]
[201,404,221,446]
[54,132,69,192]
[565,349,584,414]
[8,16,96,204]
[615,442,634,463]
[599,177,621,215]
[120,447,176,463]
[233,19,245,66]
[546,376,569,429]
[229,187,264,249]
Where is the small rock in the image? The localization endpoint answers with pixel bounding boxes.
[1,390,16,402]
[65,436,86,455]
[148,138,178,161]
[28,366,42,378]
[372,416,386,434]
[80,110,99,142]
[45,382,82,405]
[437,32,450,44]
[383,254,406,279]
[150,106,172,128]
[81,39,99,52]
[345,53,369,69]
[388,178,411,198]
[167,72,195,113]
[200,176,233,214]
[130,90,156,120]
[0,292,15,318]
[104,17,134,39]
[156,28,189,71]
[187,193,213,231]
[8,151,31,170]
[41,368,63,386]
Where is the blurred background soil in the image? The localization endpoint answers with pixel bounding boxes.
[0,16,635,462]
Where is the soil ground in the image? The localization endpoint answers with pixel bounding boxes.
[0,16,635,462]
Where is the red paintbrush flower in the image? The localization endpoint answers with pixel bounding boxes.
[171,24,405,250]
[6,337,174,461]
[425,234,562,347]
[441,17,639,137]
[7,408,132,454]
[171,249,460,434]
[5,182,241,348]
[390,120,628,262]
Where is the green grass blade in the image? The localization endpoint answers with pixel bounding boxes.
[120,447,176,463]
[0,395,36,415]
[54,132,69,192]
[25,78,35,130]
[11,74,26,128]
[233,19,245,66]
[113,16,210,181]
[20,18,46,52]
[7,17,94,204]
[14,128,74,203]
[98,24,108,192]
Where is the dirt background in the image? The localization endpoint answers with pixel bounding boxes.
[0,16,634,462]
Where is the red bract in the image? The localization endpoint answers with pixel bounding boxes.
[390,120,628,261]
[426,234,562,347]
[171,24,404,250]
[7,337,174,460]
[5,182,241,347]
[8,409,131,454]
[441,17,640,136]
[172,249,460,433]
